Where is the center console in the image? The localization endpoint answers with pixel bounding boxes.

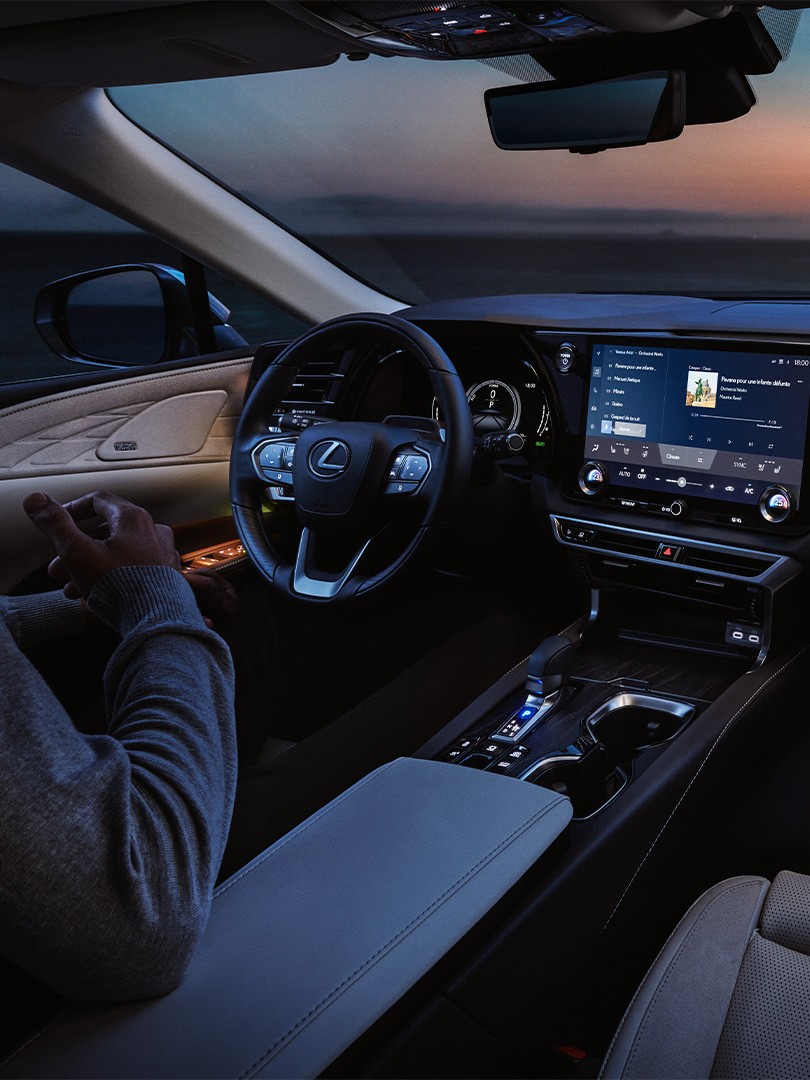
[425,327,810,821]
[428,627,747,820]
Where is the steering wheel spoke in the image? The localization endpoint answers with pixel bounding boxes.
[292,527,373,600]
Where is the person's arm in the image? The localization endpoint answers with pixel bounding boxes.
[0,494,237,1002]
[0,590,85,649]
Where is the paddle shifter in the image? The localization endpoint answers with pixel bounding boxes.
[491,635,576,743]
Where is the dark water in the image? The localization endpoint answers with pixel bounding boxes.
[3,230,810,385]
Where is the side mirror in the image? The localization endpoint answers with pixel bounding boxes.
[35,263,248,367]
[485,70,686,154]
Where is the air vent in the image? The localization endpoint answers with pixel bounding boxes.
[680,548,776,579]
[592,532,660,560]
[277,346,355,418]
[554,518,779,582]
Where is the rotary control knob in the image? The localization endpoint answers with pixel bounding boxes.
[578,461,606,496]
[759,486,793,523]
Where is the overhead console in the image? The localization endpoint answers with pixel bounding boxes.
[574,338,810,530]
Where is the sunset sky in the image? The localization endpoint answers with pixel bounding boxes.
[2,10,810,235]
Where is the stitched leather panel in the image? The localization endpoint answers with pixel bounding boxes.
[0,357,248,478]
[0,758,572,1080]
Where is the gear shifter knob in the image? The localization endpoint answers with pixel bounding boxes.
[525,635,576,700]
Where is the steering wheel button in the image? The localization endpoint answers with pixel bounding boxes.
[384,480,419,495]
[388,453,408,479]
[262,468,293,486]
[282,444,296,468]
[401,455,429,480]
[259,444,285,469]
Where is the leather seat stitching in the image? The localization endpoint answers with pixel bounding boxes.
[620,881,764,1075]
[239,796,568,1077]
[214,760,398,896]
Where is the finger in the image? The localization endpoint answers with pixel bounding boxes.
[63,581,80,600]
[184,569,240,613]
[218,578,240,614]
[47,555,71,582]
[57,492,109,525]
[61,491,138,534]
[24,493,85,556]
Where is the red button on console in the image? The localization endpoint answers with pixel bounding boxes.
[656,543,682,561]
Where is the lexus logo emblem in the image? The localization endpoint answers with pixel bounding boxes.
[308,439,350,478]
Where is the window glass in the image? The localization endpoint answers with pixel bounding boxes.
[110,11,810,302]
[0,164,306,385]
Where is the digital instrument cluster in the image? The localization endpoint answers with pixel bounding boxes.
[356,345,553,460]
[430,351,552,457]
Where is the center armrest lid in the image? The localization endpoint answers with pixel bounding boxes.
[3,758,571,1079]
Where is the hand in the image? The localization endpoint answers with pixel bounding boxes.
[182,567,240,627]
[24,491,180,600]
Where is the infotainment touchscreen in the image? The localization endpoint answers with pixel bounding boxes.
[583,342,810,514]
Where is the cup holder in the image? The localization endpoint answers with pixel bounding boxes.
[586,692,695,758]
[524,693,695,820]
[527,747,627,819]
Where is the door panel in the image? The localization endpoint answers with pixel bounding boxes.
[0,356,251,591]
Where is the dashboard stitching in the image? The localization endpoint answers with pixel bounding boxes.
[601,643,810,932]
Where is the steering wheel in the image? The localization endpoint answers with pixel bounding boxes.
[230,313,473,605]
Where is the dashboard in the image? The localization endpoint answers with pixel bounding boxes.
[338,298,810,538]
[247,292,810,662]
[380,293,810,663]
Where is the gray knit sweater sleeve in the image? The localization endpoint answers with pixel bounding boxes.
[0,590,85,649]
[0,565,237,1002]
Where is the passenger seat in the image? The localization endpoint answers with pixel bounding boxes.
[601,871,810,1078]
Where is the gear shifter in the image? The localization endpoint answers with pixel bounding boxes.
[525,635,576,705]
[490,634,576,743]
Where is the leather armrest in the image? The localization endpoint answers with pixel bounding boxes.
[2,758,571,1079]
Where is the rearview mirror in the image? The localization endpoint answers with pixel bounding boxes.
[485,70,685,153]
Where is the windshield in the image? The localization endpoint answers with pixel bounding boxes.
[111,9,810,303]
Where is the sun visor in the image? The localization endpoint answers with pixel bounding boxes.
[0,1,343,87]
